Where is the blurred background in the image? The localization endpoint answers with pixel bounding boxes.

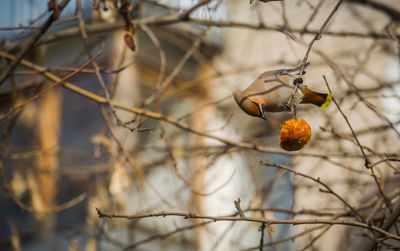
[0,0,399,250]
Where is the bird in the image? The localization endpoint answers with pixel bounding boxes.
[233,63,332,119]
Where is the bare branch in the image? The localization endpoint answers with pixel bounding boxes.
[95,208,400,241]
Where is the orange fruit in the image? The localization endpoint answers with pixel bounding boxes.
[279,119,311,151]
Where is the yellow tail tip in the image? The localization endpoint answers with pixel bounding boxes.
[320,93,332,109]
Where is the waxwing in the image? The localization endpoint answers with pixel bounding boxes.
[233,63,332,119]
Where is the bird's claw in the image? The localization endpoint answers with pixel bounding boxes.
[293,78,303,86]
[281,104,292,112]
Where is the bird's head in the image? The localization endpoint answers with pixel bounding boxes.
[233,91,266,120]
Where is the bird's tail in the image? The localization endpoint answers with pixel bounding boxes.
[301,87,332,109]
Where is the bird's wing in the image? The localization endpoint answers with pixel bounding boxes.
[257,62,310,80]
[245,75,292,97]
[256,69,281,80]
[279,62,310,75]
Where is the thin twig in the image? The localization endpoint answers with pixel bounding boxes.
[287,0,344,110]
[364,204,400,251]
[323,75,370,166]
[298,0,344,77]
[243,225,326,251]
[235,198,246,217]
[260,160,367,223]
[259,222,266,251]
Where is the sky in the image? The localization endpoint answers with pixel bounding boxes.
[0,0,89,39]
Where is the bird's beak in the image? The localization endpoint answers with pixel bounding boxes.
[260,103,266,120]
